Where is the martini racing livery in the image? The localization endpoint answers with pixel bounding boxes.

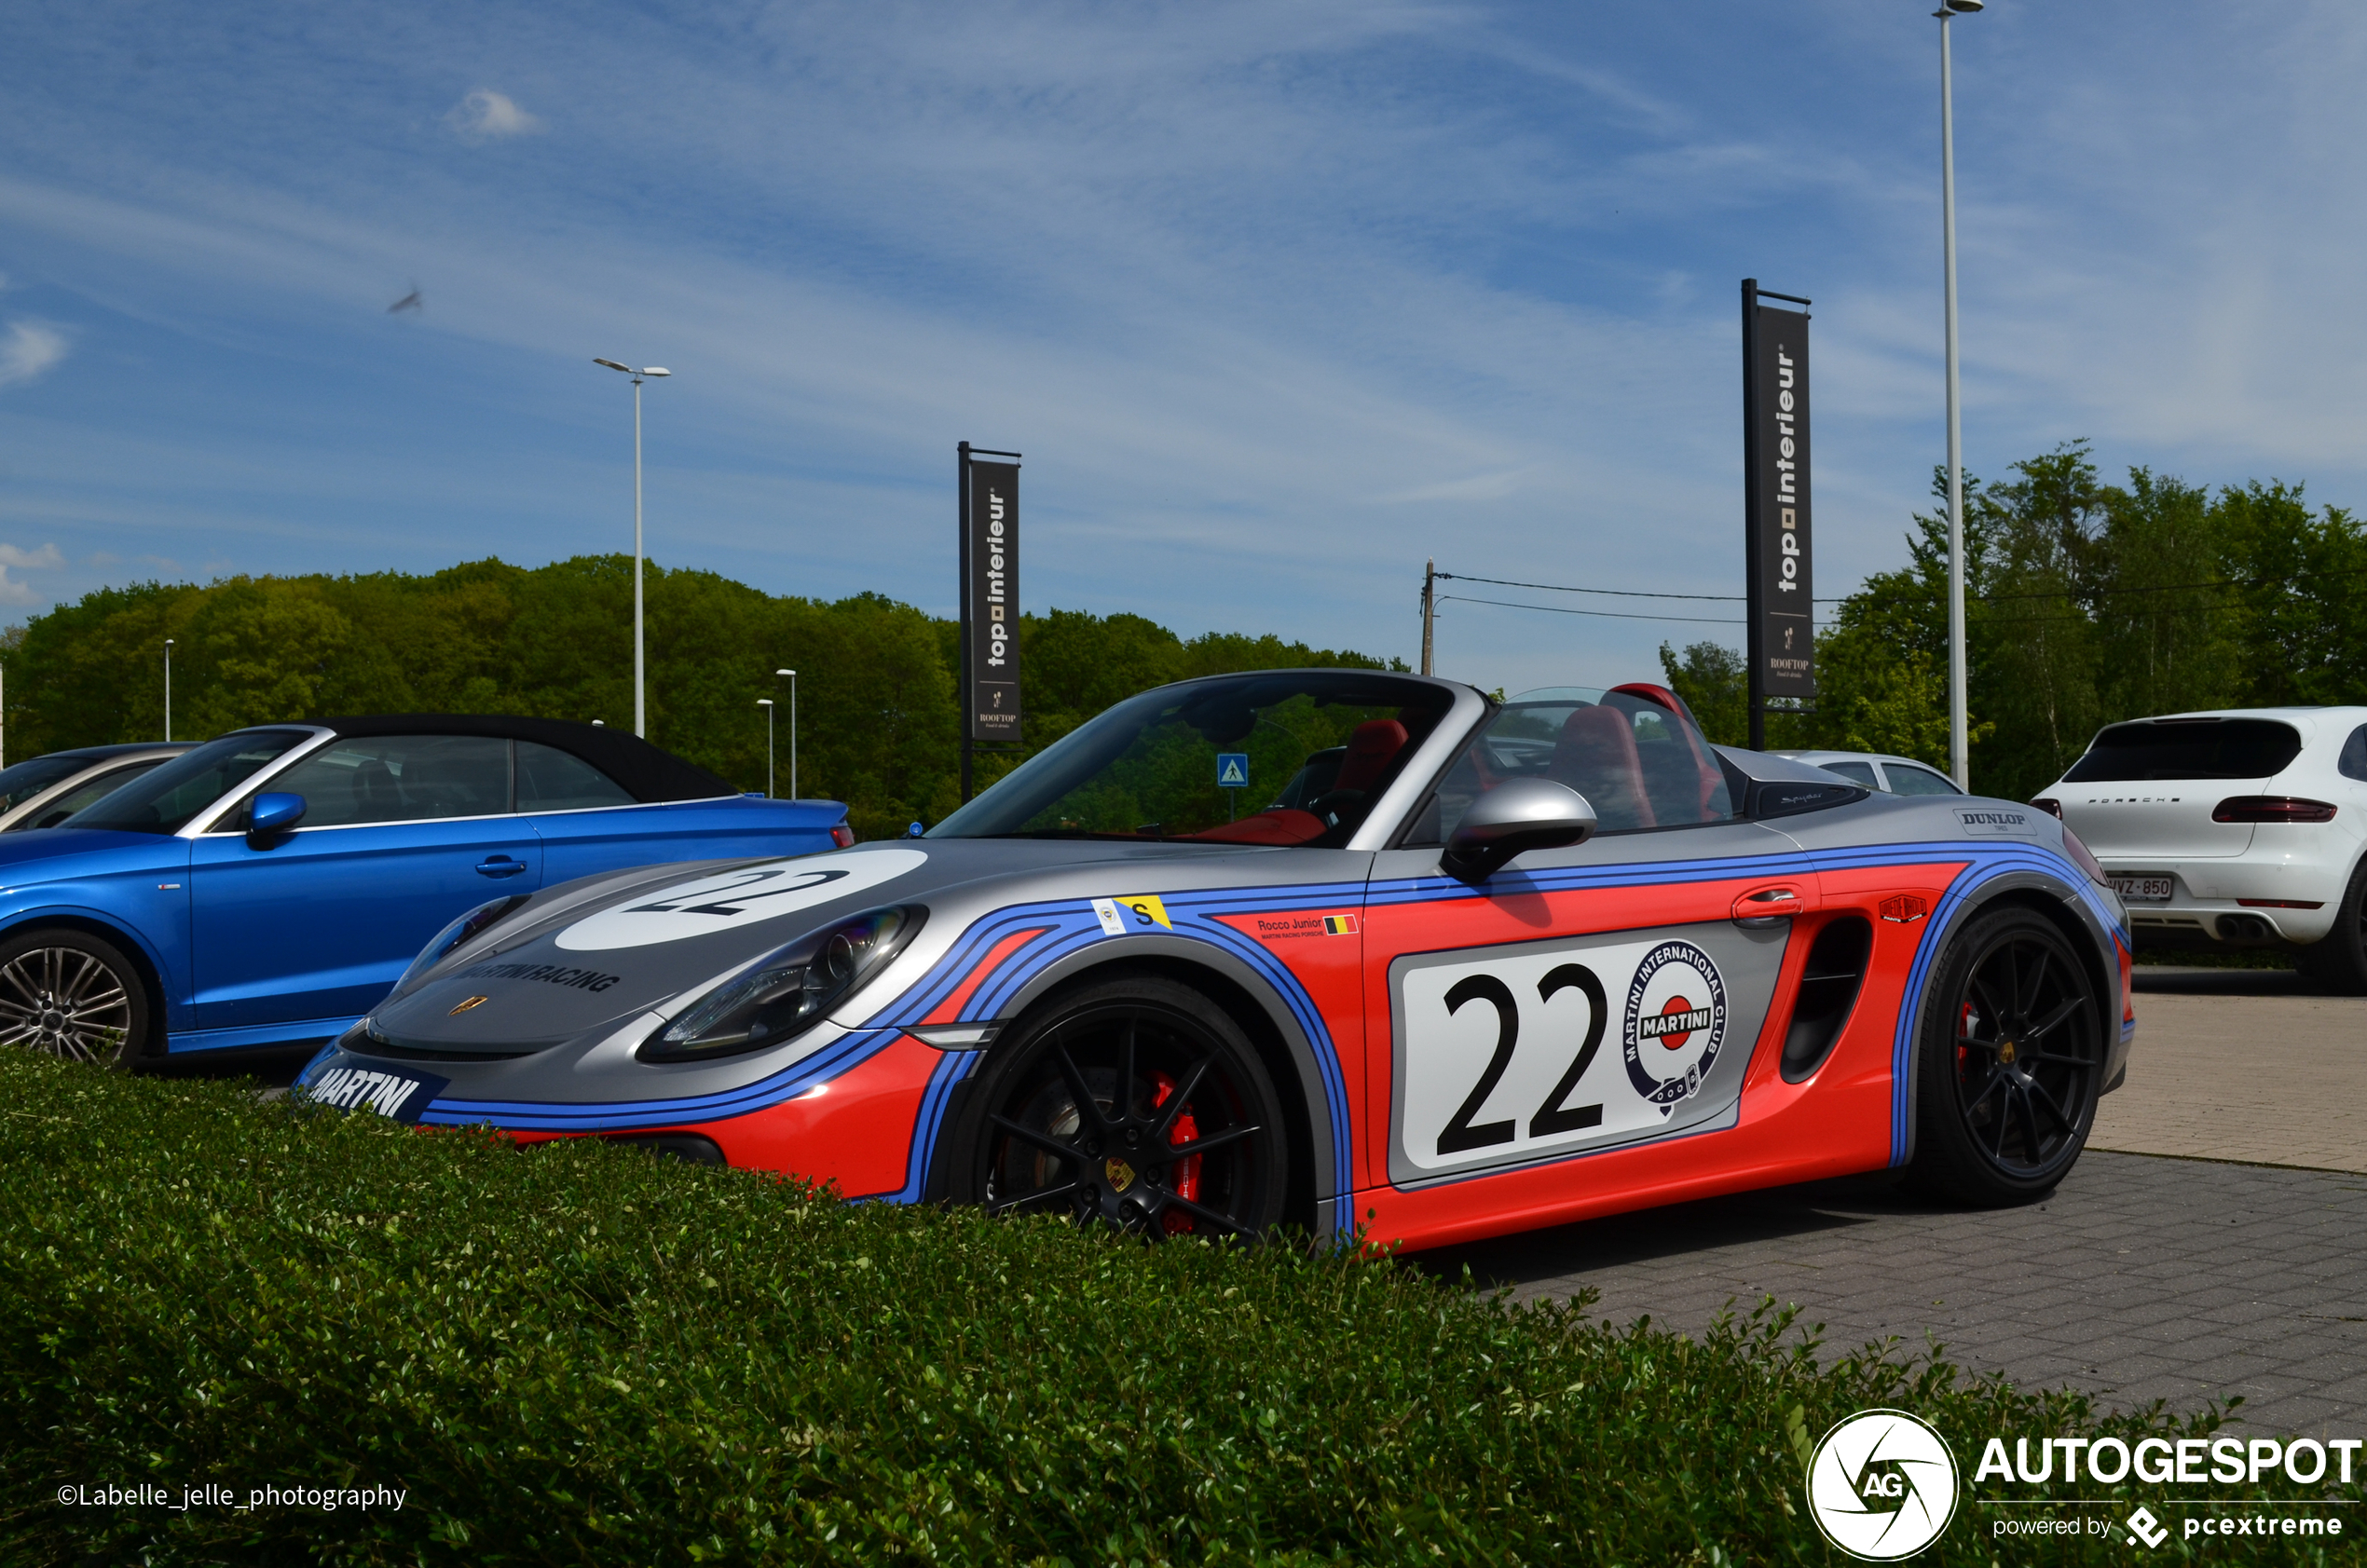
[300,672,2135,1248]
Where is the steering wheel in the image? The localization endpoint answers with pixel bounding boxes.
[1305,787,1367,827]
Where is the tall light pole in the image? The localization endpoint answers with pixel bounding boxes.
[758,698,775,798]
[776,669,797,800]
[593,359,672,736]
[1938,0,1980,790]
[163,638,174,743]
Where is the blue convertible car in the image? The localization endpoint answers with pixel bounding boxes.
[0,715,850,1065]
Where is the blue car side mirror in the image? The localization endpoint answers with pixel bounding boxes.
[247,792,308,848]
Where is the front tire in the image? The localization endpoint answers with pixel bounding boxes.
[0,928,152,1068]
[953,975,1287,1241]
[2296,856,2367,996]
[1909,907,2104,1206]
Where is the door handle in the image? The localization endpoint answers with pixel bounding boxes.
[1731,885,1805,928]
[476,856,528,878]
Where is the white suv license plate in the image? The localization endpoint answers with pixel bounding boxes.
[2110,875,2174,903]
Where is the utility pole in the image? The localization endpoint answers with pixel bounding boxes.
[1937,0,1981,789]
[1420,559,1436,676]
[759,698,775,798]
[164,639,173,743]
[777,668,798,800]
[593,359,672,737]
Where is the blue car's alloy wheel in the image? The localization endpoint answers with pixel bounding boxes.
[0,929,149,1068]
[960,976,1287,1242]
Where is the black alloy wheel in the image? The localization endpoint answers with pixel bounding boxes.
[2296,856,2367,996]
[1909,906,2103,1205]
[958,975,1287,1241]
[0,928,151,1068]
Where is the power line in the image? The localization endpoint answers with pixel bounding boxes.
[1977,559,2367,602]
[1434,552,2367,635]
[1437,593,1744,626]
[1434,570,1846,606]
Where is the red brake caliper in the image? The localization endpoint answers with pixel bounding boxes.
[1151,1070,1200,1235]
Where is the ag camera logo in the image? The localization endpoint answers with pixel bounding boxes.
[1805,1409,1960,1561]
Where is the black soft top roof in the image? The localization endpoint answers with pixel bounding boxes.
[299,715,736,804]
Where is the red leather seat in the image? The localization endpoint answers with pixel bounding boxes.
[1608,683,1728,822]
[1551,706,1654,830]
[1334,720,1410,793]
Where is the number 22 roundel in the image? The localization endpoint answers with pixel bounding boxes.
[1387,923,1782,1183]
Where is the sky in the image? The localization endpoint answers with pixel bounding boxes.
[4,1,2365,697]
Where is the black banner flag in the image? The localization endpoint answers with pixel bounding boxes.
[1742,281,1813,739]
[963,453,1021,745]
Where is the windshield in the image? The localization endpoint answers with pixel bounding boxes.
[931,670,1456,846]
[2062,718,2303,783]
[0,754,93,811]
[62,730,313,835]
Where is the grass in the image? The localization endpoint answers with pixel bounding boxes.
[1,1048,2355,1565]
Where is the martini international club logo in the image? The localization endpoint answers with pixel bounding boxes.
[1621,939,1729,1111]
[1806,1410,1961,1561]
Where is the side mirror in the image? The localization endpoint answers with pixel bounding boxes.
[1441,778,1597,883]
[247,792,308,849]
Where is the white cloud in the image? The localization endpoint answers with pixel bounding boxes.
[0,542,61,605]
[444,89,543,140]
[0,320,68,389]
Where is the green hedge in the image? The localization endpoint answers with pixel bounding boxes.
[1,1050,2351,1565]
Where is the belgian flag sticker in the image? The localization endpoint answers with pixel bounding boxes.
[1322,914,1360,935]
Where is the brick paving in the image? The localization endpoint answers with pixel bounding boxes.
[2090,970,2367,1173]
[1419,1152,2367,1435]
[1416,966,2367,1435]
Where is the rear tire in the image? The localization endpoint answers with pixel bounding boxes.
[0,927,152,1068]
[2295,856,2367,997]
[952,975,1287,1241]
[1909,907,2104,1206]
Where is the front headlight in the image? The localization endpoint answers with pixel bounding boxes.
[394,894,533,995]
[638,905,924,1063]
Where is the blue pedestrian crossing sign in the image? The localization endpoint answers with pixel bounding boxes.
[1216,753,1250,789]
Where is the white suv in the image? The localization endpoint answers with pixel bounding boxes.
[2034,707,2367,992]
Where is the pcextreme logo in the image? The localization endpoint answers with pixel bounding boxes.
[1806,1409,1961,1561]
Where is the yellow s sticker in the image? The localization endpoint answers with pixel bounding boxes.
[1100,894,1171,932]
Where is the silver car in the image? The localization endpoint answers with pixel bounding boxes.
[1776,750,1963,798]
[0,743,190,834]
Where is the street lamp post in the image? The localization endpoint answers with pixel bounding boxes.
[164,639,174,743]
[593,359,672,737]
[1937,0,1980,790]
[758,699,775,798]
[776,669,797,801]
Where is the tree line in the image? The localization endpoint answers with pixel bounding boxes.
[1,558,1394,841]
[1662,443,2367,802]
[15,439,2357,833]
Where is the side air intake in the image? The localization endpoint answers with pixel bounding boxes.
[1781,916,1873,1084]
